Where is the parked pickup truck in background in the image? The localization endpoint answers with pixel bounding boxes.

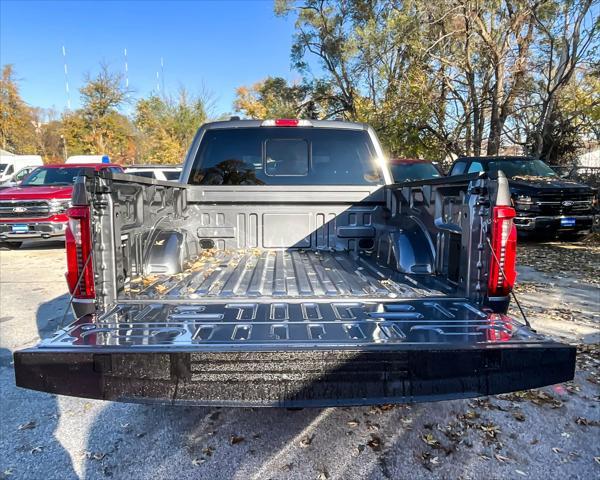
[14,120,575,407]
[0,163,123,249]
[449,156,599,238]
[389,158,443,183]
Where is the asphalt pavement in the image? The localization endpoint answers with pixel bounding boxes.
[0,240,598,480]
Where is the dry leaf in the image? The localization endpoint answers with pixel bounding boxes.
[202,446,214,457]
[495,453,511,463]
[300,435,314,448]
[192,458,205,466]
[347,420,359,428]
[513,412,526,422]
[230,435,244,445]
[317,469,329,480]
[17,421,36,431]
[422,434,440,448]
[367,434,382,451]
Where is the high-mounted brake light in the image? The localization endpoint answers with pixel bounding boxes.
[65,206,95,299]
[275,118,299,126]
[261,119,313,127]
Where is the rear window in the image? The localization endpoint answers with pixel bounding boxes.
[189,127,383,185]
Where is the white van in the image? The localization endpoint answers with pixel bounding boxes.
[0,155,44,183]
[125,165,182,181]
[66,155,111,164]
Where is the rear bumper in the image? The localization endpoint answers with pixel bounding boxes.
[14,344,576,407]
[0,221,67,240]
[514,214,597,233]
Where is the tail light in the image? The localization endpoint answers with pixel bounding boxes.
[65,206,95,299]
[488,206,517,297]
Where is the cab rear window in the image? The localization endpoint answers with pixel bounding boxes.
[189,127,383,185]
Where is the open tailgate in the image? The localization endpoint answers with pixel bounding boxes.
[14,299,575,407]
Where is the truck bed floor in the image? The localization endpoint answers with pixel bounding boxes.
[125,249,441,302]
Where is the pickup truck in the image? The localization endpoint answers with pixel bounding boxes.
[0,163,123,249]
[449,156,599,238]
[14,120,575,407]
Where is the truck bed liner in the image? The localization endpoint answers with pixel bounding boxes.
[126,249,442,301]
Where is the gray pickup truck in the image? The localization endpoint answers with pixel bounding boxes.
[14,119,575,407]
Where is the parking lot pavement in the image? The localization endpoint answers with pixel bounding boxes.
[0,240,598,480]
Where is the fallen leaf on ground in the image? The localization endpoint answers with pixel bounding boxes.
[512,412,526,422]
[17,421,36,431]
[317,468,329,479]
[191,458,205,466]
[494,453,511,463]
[367,434,382,451]
[230,435,244,445]
[300,435,314,448]
[421,434,440,448]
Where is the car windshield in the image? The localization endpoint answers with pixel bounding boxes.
[189,127,383,185]
[20,167,91,186]
[390,162,441,183]
[487,159,557,179]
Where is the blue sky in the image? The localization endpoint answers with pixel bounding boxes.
[0,0,301,116]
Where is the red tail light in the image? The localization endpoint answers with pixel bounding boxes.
[488,206,517,297]
[65,206,95,299]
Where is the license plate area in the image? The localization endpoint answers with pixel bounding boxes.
[11,224,29,233]
[560,217,576,227]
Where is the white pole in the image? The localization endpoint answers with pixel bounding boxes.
[62,45,71,110]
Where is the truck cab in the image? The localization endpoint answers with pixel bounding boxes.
[449,156,599,237]
[0,163,123,249]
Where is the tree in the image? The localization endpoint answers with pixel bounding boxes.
[277,0,599,163]
[61,64,135,163]
[134,88,208,164]
[527,0,597,158]
[234,77,325,118]
[0,65,38,154]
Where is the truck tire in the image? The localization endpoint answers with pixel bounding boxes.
[0,241,22,250]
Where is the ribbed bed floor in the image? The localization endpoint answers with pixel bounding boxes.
[124,249,436,301]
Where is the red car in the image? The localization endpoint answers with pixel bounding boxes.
[389,158,444,183]
[0,163,123,249]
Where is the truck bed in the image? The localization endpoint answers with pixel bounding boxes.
[125,249,444,301]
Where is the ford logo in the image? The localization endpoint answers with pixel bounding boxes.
[561,200,574,207]
[12,206,27,213]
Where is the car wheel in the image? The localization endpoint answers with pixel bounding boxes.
[0,241,23,250]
